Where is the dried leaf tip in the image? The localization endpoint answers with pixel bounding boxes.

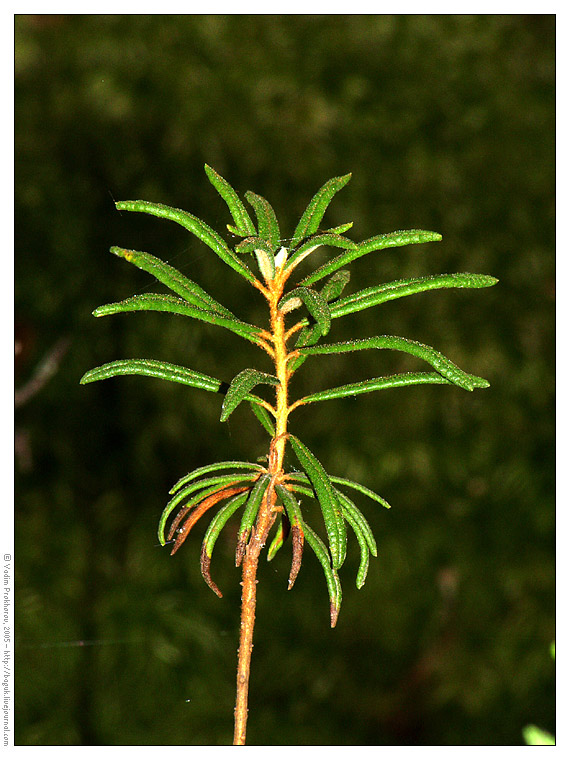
[330,602,340,628]
[200,544,223,598]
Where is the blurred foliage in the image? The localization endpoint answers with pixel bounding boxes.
[15,14,554,745]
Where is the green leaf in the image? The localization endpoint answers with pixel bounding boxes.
[322,222,354,235]
[170,461,265,495]
[201,491,251,597]
[303,522,342,628]
[320,270,351,303]
[290,173,352,249]
[295,372,453,405]
[334,490,378,557]
[248,398,276,436]
[92,293,262,345]
[109,246,234,317]
[235,474,272,565]
[522,725,555,746]
[80,358,222,392]
[266,517,287,562]
[220,369,279,422]
[331,477,391,511]
[330,273,499,320]
[301,230,443,286]
[278,287,331,336]
[115,199,255,283]
[340,501,370,589]
[204,164,256,236]
[299,335,490,391]
[285,233,357,272]
[289,435,346,569]
[245,191,281,250]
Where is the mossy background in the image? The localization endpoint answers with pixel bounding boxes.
[15,15,554,745]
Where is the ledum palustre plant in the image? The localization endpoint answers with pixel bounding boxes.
[81,165,497,745]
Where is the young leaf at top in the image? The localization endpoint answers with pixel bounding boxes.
[320,270,351,303]
[235,236,276,282]
[285,233,357,272]
[220,369,279,422]
[278,287,331,336]
[245,191,281,251]
[290,173,352,249]
[204,164,256,237]
[322,222,354,235]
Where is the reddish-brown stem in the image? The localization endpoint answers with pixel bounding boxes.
[232,266,291,745]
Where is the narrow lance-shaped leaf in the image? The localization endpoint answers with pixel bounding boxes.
[284,477,378,588]
[329,272,499,320]
[331,477,391,511]
[299,335,490,391]
[248,398,276,437]
[301,230,443,286]
[92,293,262,345]
[320,270,351,303]
[295,371,453,406]
[289,435,347,569]
[266,517,288,562]
[170,460,265,495]
[200,491,251,598]
[334,489,378,557]
[235,236,276,282]
[80,358,222,392]
[109,246,235,317]
[278,287,331,336]
[115,199,255,283]
[274,483,305,590]
[220,369,279,422]
[321,222,354,235]
[245,191,281,250]
[336,492,371,589]
[235,474,272,566]
[285,233,357,272]
[204,163,256,236]
[159,473,258,546]
[303,522,342,628]
[287,469,390,515]
[290,173,352,249]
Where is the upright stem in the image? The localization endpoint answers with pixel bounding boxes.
[233,269,291,745]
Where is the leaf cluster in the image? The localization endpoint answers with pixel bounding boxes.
[81,165,496,625]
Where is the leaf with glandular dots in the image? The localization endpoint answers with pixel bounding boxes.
[289,435,346,570]
[290,173,352,249]
[245,191,281,251]
[204,164,256,237]
[220,369,279,422]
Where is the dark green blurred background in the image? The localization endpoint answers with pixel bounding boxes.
[15,15,554,746]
